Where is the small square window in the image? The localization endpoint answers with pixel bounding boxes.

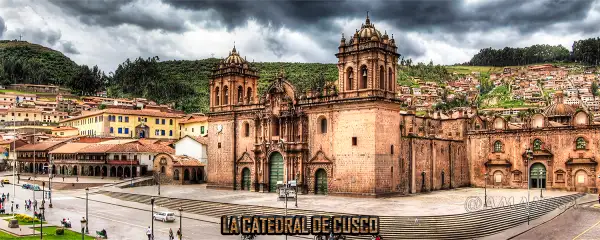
[352,137,357,146]
[218,143,221,148]
[391,145,394,155]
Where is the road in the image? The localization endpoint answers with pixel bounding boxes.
[514,201,600,240]
[0,184,308,240]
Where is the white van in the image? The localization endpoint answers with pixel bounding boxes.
[153,212,176,222]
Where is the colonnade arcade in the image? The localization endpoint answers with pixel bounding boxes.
[19,163,138,178]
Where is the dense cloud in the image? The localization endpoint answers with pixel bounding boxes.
[0,15,5,37]
[1,0,599,72]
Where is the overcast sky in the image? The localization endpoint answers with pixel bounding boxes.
[1,0,599,73]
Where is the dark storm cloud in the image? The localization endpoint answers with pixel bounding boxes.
[49,0,188,33]
[61,41,80,54]
[0,15,5,37]
[164,0,594,35]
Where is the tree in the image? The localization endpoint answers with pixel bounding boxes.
[69,65,106,95]
[592,81,599,97]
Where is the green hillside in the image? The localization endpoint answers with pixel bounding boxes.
[0,40,79,86]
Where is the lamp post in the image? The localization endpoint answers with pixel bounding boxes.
[151,197,155,240]
[178,207,182,240]
[539,169,544,198]
[39,203,44,239]
[484,172,488,207]
[85,188,89,234]
[80,218,87,240]
[49,166,53,208]
[525,148,533,225]
[41,182,45,220]
[155,172,161,196]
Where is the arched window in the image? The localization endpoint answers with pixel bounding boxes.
[161,166,165,173]
[493,141,503,152]
[360,66,368,89]
[533,139,542,151]
[347,68,354,90]
[223,86,229,105]
[388,67,394,92]
[320,117,327,133]
[576,137,587,150]
[173,169,180,180]
[244,122,250,137]
[379,66,385,90]
[246,87,252,104]
[237,86,243,104]
[214,87,220,106]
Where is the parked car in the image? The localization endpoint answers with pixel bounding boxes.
[2,179,9,184]
[153,212,175,222]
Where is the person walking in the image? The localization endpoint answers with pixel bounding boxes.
[169,228,174,240]
[146,226,152,240]
[177,228,181,240]
[7,192,9,200]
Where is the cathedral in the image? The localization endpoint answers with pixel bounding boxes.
[206,14,599,197]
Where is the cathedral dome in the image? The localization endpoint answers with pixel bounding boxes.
[223,46,246,65]
[358,14,382,41]
[543,91,576,117]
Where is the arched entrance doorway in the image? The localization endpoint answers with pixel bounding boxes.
[110,167,116,177]
[241,168,251,191]
[95,166,101,176]
[102,166,108,177]
[124,167,131,178]
[269,152,284,192]
[530,163,546,188]
[315,169,328,195]
[72,166,78,176]
[184,169,190,181]
[88,166,94,176]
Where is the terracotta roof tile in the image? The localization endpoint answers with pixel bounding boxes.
[78,144,117,153]
[16,141,66,151]
[49,143,91,154]
[172,155,204,167]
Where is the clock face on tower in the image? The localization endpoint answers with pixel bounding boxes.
[217,124,223,133]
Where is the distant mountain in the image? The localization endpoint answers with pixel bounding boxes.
[0,40,79,86]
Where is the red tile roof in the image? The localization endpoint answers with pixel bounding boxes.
[16,141,67,151]
[49,143,91,154]
[172,155,204,167]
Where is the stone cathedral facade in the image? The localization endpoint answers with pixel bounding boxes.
[206,15,598,197]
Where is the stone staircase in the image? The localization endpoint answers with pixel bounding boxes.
[98,190,584,239]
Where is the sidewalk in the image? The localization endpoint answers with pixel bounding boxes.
[104,184,575,216]
[0,215,41,237]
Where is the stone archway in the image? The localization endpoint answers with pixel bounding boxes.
[72,166,78,176]
[124,167,131,178]
[102,166,108,177]
[117,166,123,177]
[88,166,94,176]
[184,169,190,181]
[530,163,546,188]
[315,168,327,195]
[268,152,284,192]
[95,166,101,176]
[110,166,116,177]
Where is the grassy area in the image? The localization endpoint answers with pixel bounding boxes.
[445,65,505,74]
[0,226,95,240]
[0,89,39,95]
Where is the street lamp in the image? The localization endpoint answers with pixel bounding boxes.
[525,148,533,225]
[85,187,89,234]
[80,218,87,240]
[39,203,44,240]
[178,207,183,240]
[41,182,45,219]
[151,197,155,240]
[49,165,53,208]
[484,172,488,207]
[539,169,545,198]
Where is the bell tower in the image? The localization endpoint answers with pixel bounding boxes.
[335,13,400,99]
[209,45,259,112]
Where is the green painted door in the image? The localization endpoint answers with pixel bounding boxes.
[530,163,546,188]
[269,152,284,192]
[315,169,328,194]
[242,168,251,191]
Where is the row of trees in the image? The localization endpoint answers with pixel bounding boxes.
[571,37,600,65]
[468,44,570,66]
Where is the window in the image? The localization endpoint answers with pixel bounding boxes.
[246,87,252,104]
[161,130,165,136]
[215,87,220,105]
[576,137,586,150]
[533,139,542,151]
[155,130,160,135]
[169,130,172,136]
[118,128,122,134]
[95,116,98,123]
[347,67,354,90]
[192,128,194,132]
[223,86,229,105]
[201,126,205,134]
[121,155,127,160]
[320,118,327,133]
[352,137,357,146]
[155,119,159,124]
[169,119,173,125]
[391,145,394,155]
[389,67,393,92]
[237,86,243,103]
[360,66,368,89]
[99,116,103,122]
[244,122,250,137]
[273,119,280,136]
[125,128,129,134]
[161,166,165,173]
[218,142,221,148]
[118,116,122,122]
[162,119,165,125]
[110,127,114,133]
[174,170,180,180]
[493,141,503,152]
[125,116,129,122]
[114,155,120,160]
[379,66,385,90]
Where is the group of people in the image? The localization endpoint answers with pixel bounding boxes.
[24,199,37,211]
[146,227,181,240]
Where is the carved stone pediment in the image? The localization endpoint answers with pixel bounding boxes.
[237,152,254,164]
[309,150,332,164]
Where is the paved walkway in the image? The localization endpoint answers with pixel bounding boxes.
[106,184,575,216]
[0,216,41,237]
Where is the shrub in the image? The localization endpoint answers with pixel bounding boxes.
[56,228,64,235]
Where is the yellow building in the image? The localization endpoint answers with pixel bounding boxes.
[178,114,208,138]
[0,108,43,122]
[60,108,183,139]
[51,126,79,137]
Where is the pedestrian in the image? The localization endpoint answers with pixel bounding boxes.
[76,176,79,182]
[169,228,174,240]
[10,204,13,213]
[7,192,9,200]
[62,176,64,182]
[146,226,152,240]
[177,228,181,239]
